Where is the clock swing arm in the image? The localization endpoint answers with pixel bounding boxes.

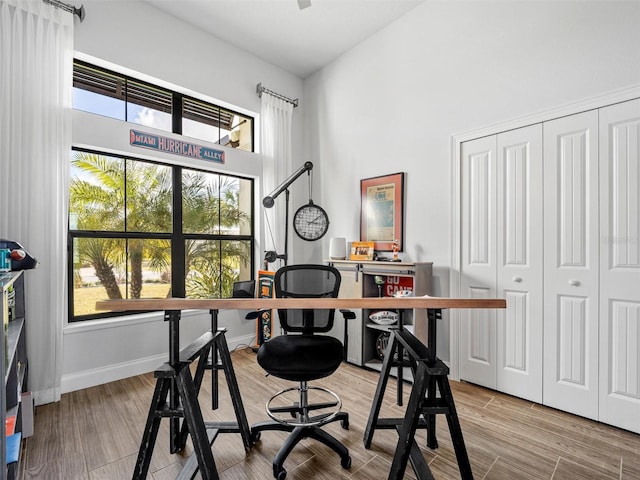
[262,161,314,267]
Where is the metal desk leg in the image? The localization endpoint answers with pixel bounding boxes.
[363,329,398,448]
[425,309,441,449]
[396,310,404,406]
[134,310,254,480]
[132,370,172,480]
[165,310,182,453]
[210,309,219,410]
[388,361,430,480]
[175,365,220,480]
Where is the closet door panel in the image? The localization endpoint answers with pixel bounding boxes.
[543,110,599,420]
[496,125,543,403]
[460,136,497,388]
[599,98,640,433]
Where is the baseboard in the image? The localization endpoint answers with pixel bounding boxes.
[60,333,256,395]
[61,353,167,395]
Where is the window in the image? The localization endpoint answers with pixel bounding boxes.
[182,96,253,150]
[72,60,254,151]
[69,149,254,321]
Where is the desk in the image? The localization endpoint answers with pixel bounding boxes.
[96,296,505,312]
[96,296,505,480]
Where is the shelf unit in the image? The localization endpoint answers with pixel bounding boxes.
[328,260,432,377]
[2,271,29,480]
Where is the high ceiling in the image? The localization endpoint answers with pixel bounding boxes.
[142,0,426,78]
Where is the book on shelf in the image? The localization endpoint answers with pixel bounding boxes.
[21,391,34,437]
[5,415,16,436]
[6,432,21,464]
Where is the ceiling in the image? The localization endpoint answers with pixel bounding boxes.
[142,0,426,78]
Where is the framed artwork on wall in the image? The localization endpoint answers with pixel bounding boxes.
[360,172,405,252]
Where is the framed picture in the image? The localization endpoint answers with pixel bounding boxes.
[349,241,375,261]
[360,172,405,252]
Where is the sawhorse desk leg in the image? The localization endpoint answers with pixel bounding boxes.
[388,357,472,480]
[363,311,473,480]
[363,317,430,451]
[132,310,252,480]
[133,361,219,480]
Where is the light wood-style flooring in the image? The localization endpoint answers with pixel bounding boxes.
[20,348,640,479]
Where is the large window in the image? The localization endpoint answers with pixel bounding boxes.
[69,149,254,321]
[72,60,254,151]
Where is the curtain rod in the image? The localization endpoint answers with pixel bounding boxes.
[256,83,298,108]
[42,0,85,22]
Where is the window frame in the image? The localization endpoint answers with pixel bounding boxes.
[72,60,255,151]
[68,147,255,323]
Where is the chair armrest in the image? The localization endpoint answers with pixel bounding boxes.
[244,310,268,320]
[339,309,356,320]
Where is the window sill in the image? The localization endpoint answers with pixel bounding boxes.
[64,309,203,335]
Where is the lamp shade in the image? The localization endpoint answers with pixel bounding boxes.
[329,237,347,260]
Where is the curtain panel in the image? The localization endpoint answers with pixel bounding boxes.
[0,0,74,404]
[260,93,293,266]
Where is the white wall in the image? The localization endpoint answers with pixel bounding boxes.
[303,0,640,361]
[65,0,304,393]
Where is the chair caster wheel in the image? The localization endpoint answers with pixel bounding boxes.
[341,455,352,469]
[274,466,287,479]
[341,418,349,430]
[250,431,261,443]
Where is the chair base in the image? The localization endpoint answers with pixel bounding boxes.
[251,411,351,480]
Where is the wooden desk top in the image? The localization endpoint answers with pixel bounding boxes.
[96,296,506,312]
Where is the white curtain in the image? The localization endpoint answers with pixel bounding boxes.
[261,93,293,267]
[0,0,74,404]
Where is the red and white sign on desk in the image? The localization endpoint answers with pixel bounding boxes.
[384,276,413,297]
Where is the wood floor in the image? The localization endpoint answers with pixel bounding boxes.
[19,348,640,479]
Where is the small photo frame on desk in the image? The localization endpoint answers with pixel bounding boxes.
[349,241,374,261]
[360,172,404,252]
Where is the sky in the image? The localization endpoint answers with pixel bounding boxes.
[72,88,230,142]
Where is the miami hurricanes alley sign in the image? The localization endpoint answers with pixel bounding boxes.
[130,129,225,164]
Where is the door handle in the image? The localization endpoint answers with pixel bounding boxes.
[568,279,580,287]
[512,276,523,283]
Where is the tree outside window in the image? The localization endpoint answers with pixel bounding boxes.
[69,150,253,321]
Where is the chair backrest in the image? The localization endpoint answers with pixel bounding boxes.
[274,264,341,335]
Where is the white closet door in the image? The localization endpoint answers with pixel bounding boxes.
[543,110,600,419]
[599,99,640,433]
[496,125,543,402]
[460,136,497,388]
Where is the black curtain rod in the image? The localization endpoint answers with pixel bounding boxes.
[42,0,85,22]
[256,83,298,108]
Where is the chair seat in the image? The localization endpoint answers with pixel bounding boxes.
[257,335,344,382]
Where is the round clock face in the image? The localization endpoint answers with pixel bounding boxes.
[293,202,329,241]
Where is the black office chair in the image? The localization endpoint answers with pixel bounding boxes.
[250,264,351,480]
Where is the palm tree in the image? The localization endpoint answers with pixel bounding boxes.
[182,172,250,298]
[70,152,250,301]
[70,152,171,299]
[78,238,124,299]
[70,153,125,299]
[122,161,172,297]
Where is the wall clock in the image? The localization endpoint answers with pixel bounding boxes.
[293,201,329,241]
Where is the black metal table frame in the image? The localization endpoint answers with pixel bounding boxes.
[132,309,253,480]
[363,308,474,480]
